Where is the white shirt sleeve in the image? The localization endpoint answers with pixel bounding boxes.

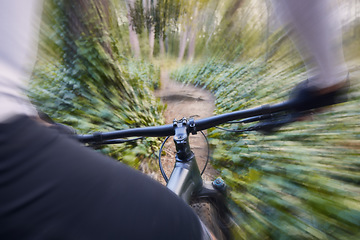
[0,0,44,122]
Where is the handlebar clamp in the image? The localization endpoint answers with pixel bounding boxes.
[188,118,197,135]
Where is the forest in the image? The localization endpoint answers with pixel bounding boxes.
[30,0,360,239]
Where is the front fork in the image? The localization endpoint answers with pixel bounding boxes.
[195,179,233,240]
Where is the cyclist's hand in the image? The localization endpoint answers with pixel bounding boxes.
[288,76,349,113]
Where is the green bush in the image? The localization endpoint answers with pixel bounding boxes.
[28,0,165,170]
[172,60,360,239]
[30,59,164,169]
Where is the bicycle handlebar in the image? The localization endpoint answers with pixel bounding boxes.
[77,101,292,144]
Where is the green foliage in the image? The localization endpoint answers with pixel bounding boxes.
[27,0,360,237]
[29,0,165,169]
[172,60,360,239]
[30,59,164,168]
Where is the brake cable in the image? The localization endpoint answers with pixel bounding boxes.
[159,136,170,183]
[199,130,210,176]
[214,111,301,133]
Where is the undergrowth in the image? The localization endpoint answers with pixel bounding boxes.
[172,59,360,239]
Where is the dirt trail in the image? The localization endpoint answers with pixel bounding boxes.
[154,69,219,184]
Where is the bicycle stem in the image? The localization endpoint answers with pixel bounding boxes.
[173,119,193,161]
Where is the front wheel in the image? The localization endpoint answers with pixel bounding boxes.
[191,200,227,240]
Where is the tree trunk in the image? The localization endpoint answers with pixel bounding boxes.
[177,24,188,62]
[146,0,157,59]
[187,25,196,61]
[126,0,141,58]
[159,33,165,56]
[186,6,199,61]
[62,0,114,66]
[149,25,155,58]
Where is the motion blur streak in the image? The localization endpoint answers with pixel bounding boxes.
[29,1,360,239]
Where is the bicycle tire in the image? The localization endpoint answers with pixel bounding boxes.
[191,200,225,240]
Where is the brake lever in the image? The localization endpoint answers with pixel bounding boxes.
[251,115,295,134]
[251,110,312,134]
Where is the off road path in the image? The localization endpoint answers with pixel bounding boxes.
[154,69,219,184]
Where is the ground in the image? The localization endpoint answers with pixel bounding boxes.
[153,69,219,184]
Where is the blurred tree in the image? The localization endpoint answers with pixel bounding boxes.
[177,0,212,62]
[126,0,141,58]
[154,0,181,56]
[31,0,165,170]
[143,0,157,58]
[128,0,182,58]
[63,0,114,63]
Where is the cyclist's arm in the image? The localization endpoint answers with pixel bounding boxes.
[0,0,44,123]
